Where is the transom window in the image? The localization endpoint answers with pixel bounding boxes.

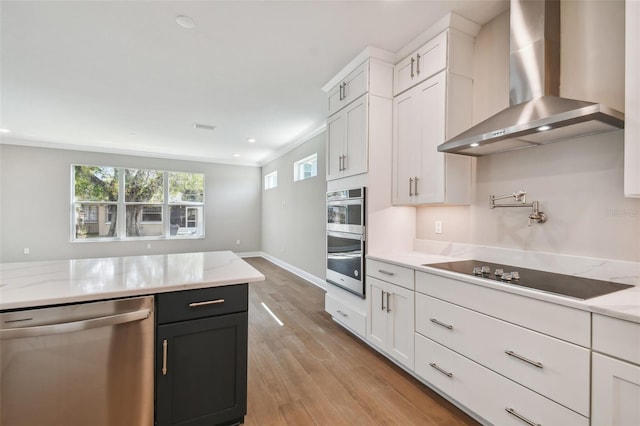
[264,170,278,190]
[72,165,205,241]
[293,153,317,182]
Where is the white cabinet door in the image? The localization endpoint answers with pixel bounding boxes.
[387,284,414,369]
[367,277,414,370]
[367,278,388,352]
[328,61,369,117]
[343,94,368,178]
[592,353,640,426]
[415,71,446,204]
[392,71,447,205]
[392,86,421,204]
[393,31,447,96]
[326,93,368,181]
[326,112,345,181]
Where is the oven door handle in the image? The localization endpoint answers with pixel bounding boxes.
[327,230,364,240]
[327,199,364,206]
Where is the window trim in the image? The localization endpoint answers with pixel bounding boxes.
[71,165,205,242]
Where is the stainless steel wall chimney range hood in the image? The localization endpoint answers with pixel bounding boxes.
[438,0,624,157]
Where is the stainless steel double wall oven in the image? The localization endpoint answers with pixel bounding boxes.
[326,187,365,297]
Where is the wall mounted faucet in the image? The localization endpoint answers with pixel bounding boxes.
[490,190,548,226]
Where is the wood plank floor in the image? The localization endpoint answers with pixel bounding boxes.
[243,257,479,426]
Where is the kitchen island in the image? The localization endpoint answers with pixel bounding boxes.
[0,251,264,426]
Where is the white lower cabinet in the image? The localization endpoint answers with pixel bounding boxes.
[415,334,588,426]
[415,293,590,416]
[591,314,640,425]
[367,276,414,370]
[592,353,640,425]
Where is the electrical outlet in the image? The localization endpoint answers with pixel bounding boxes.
[23,248,30,255]
[435,221,443,234]
[146,243,152,249]
[236,240,240,245]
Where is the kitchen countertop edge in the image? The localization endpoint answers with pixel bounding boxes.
[368,252,640,324]
[0,251,265,311]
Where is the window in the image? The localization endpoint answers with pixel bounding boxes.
[293,153,317,182]
[72,165,204,241]
[264,170,278,190]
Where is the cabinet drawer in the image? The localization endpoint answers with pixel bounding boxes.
[394,31,447,96]
[367,259,414,290]
[157,284,248,324]
[325,293,366,337]
[593,314,640,364]
[416,293,590,416]
[328,61,369,116]
[416,271,591,346]
[415,334,588,426]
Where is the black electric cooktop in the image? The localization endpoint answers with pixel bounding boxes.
[424,260,632,300]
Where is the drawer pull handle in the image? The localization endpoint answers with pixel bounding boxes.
[386,292,391,313]
[505,350,543,369]
[336,309,348,318]
[162,339,168,376]
[430,318,453,330]
[189,299,225,308]
[429,362,453,378]
[378,269,395,276]
[505,407,541,426]
[381,291,386,311]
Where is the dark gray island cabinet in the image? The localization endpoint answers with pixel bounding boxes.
[156,284,249,426]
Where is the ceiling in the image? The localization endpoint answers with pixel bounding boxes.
[0,0,508,166]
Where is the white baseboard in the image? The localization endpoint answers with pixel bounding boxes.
[235,251,263,258]
[257,252,327,290]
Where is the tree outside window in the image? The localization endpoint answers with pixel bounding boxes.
[72,165,204,241]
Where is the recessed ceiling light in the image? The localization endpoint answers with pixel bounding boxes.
[247,138,256,143]
[0,128,10,133]
[233,153,240,158]
[470,143,480,147]
[537,125,552,131]
[176,15,195,29]
[193,123,216,131]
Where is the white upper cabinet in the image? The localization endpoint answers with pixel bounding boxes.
[326,94,368,180]
[394,29,475,97]
[327,61,369,117]
[323,49,394,182]
[394,31,447,96]
[625,0,640,197]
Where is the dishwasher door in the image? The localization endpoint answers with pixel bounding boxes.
[0,295,154,426]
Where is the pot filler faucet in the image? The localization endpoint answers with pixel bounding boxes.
[490,190,547,226]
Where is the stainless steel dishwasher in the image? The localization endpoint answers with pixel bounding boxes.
[0,295,154,426]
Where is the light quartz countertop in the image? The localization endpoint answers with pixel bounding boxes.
[368,251,640,324]
[0,251,265,311]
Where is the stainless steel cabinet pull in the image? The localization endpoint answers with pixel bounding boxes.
[429,362,453,378]
[416,53,421,75]
[339,82,344,100]
[342,82,347,99]
[381,290,386,311]
[411,57,415,78]
[189,299,225,308]
[342,154,347,171]
[378,269,395,276]
[336,310,348,318]
[414,176,419,196]
[505,408,541,426]
[430,318,453,330]
[162,339,168,376]
[409,177,414,196]
[0,308,151,340]
[386,292,391,313]
[505,350,543,369]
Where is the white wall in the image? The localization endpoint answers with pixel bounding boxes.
[416,2,640,263]
[0,143,262,262]
[261,132,327,279]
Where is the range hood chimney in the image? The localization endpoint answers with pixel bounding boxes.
[438,0,624,157]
